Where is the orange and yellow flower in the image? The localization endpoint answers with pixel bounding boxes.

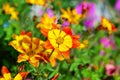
[44,27,80,67]
[36,14,57,30]
[36,14,60,36]
[61,8,81,24]
[26,0,46,6]
[0,66,28,80]
[2,3,19,20]
[9,30,49,67]
[78,40,88,49]
[98,16,116,34]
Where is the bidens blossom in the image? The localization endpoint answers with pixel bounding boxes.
[9,30,49,67]
[26,0,46,6]
[98,16,116,34]
[61,8,81,24]
[44,27,80,67]
[2,3,19,20]
[36,14,57,30]
[0,66,28,80]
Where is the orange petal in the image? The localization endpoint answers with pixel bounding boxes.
[41,28,49,37]
[72,35,80,39]
[17,54,29,63]
[44,40,53,49]
[29,56,40,67]
[52,24,60,29]
[61,50,70,60]
[20,30,26,35]
[20,30,32,36]
[112,24,116,32]
[1,66,12,80]
[49,56,56,67]
[50,73,59,80]
[14,72,28,80]
[62,27,72,35]
[1,66,10,74]
[72,39,80,48]
[38,53,50,63]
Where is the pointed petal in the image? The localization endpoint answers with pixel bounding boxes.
[1,66,12,80]
[72,39,80,48]
[17,54,29,63]
[14,72,28,80]
[49,56,56,67]
[62,27,72,35]
[29,56,39,67]
[41,28,49,37]
[50,73,59,80]
[44,40,53,49]
[61,50,70,60]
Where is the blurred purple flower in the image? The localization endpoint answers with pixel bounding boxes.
[46,8,54,18]
[109,35,117,50]
[75,1,98,29]
[26,78,33,80]
[83,17,96,29]
[100,37,110,48]
[75,2,96,17]
[115,0,120,11]
[62,20,70,27]
[100,50,104,56]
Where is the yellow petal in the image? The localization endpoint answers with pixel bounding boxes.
[48,30,56,39]
[14,73,22,80]
[63,35,72,48]
[1,66,12,80]
[14,72,28,80]
[49,56,56,67]
[53,29,60,38]
[17,54,29,63]
[29,56,39,67]
[0,77,5,80]
[49,39,58,48]
[59,31,66,38]
[59,44,69,52]
[3,73,12,80]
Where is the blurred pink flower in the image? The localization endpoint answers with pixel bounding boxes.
[109,35,117,50]
[62,20,70,27]
[99,50,104,56]
[75,1,98,29]
[105,63,116,76]
[115,0,120,11]
[75,2,96,18]
[46,8,54,18]
[83,16,97,29]
[100,37,110,48]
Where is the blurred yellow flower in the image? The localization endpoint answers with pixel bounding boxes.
[98,16,116,34]
[0,66,28,80]
[36,14,57,30]
[26,0,46,6]
[2,3,19,20]
[78,40,88,49]
[61,8,81,24]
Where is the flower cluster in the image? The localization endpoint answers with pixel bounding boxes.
[1,0,119,80]
[2,3,19,20]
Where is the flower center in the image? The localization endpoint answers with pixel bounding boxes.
[56,37,64,44]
